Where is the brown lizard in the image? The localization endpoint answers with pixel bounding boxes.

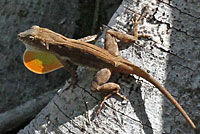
[18,17,198,133]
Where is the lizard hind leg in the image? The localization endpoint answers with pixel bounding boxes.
[91,68,127,114]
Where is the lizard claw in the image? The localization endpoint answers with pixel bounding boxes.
[96,89,128,115]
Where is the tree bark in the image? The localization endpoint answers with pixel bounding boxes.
[16,0,200,134]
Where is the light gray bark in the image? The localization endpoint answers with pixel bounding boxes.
[18,0,200,134]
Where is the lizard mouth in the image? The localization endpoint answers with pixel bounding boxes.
[18,27,37,41]
[18,32,27,42]
[17,33,23,40]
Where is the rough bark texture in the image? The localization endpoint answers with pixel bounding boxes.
[2,0,200,134]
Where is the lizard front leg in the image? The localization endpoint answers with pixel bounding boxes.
[61,60,78,89]
[91,68,127,113]
[106,14,150,52]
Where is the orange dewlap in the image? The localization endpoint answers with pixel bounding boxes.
[23,51,64,74]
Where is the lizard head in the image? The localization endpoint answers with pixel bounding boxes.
[18,26,64,74]
[18,25,46,51]
[18,25,39,40]
[18,25,68,51]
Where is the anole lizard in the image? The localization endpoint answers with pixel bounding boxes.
[18,17,198,133]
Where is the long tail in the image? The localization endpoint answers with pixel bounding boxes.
[118,61,197,132]
[143,74,199,133]
[144,73,197,131]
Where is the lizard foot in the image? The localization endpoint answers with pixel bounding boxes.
[96,89,128,114]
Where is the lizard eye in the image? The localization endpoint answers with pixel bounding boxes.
[29,36,34,40]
